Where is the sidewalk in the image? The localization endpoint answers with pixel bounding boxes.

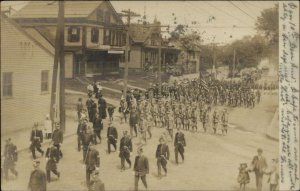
[1,89,121,154]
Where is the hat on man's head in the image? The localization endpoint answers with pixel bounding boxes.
[137,146,143,153]
[257,148,263,153]
[159,136,165,142]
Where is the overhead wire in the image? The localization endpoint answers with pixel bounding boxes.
[228,1,256,21]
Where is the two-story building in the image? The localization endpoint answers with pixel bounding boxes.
[11,1,126,78]
[120,19,181,73]
[1,14,54,134]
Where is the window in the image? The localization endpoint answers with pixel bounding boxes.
[96,10,103,22]
[91,28,99,43]
[104,11,111,23]
[2,72,12,97]
[111,30,115,45]
[103,29,110,45]
[67,27,80,42]
[41,70,49,92]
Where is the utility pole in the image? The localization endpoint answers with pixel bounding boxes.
[119,9,140,99]
[58,1,65,133]
[232,49,236,79]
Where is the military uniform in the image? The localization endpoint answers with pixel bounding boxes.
[119,135,132,170]
[129,110,139,137]
[107,126,118,153]
[77,121,87,151]
[30,128,44,159]
[156,143,170,176]
[85,148,100,187]
[134,154,149,191]
[93,116,103,144]
[212,111,219,134]
[52,128,63,158]
[82,130,94,161]
[221,111,229,135]
[174,131,186,164]
[45,146,60,182]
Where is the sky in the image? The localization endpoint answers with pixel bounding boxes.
[1,1,277,45]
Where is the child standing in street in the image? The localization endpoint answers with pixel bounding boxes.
[265,158,279,191]
[237,163,250,191]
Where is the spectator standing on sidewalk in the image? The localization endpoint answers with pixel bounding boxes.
[44,114,52,139]
[52,123,63,159]
[30,123,44,159]
[45,143,60,183]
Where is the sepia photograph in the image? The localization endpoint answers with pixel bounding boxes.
[1,1,299,191]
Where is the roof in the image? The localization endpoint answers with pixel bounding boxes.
[1,14,54,55]
[11,1,104,18]
[129,23,160,43]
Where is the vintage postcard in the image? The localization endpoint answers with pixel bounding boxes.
[1,1,299,191]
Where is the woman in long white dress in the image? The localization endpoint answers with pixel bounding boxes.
[44,114,52,139]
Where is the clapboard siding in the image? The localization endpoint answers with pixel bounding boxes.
[1,18,54,134]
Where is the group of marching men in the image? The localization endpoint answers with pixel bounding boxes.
[146,78,262,109]
[72,87,189,191]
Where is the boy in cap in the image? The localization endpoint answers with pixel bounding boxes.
[28,160,47,191]
[134,147,149,191]
[155,137,170,177]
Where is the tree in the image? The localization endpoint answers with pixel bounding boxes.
[255,4,279,45]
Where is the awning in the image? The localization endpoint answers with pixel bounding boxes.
[108,50,124,54]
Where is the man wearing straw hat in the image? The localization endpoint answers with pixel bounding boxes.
[155,136,170,177]
[30,123,44,159]
[251,148,268,191]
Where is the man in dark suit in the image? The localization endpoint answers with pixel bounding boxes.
[82,126,95,161]
[77,119,88,151]
[129,108,139,137]
[93,114,103,144]
[98,95,107,119]
[84,144,100,188]
[251,148,268,191]
[28,160,47,191]
[119,131,132,171]
[156,137,170,177]
[51,123,63,158]
[90,170,105,191]
[30,123,44,159]
[134,147,149,191]
[174,128,186,164]
[107,122,118,154]
[45,143,60,183]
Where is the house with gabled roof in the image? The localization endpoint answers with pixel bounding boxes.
[11,1,126,78]
[120,19,181,73]
[1,14,54,134]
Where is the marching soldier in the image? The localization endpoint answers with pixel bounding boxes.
[84,143,100,188]
[45,143,60,183]
[212,109,219,134]
[174,128,186,164]
[3,138,18,180]
[119,131,132,171]
[201,111,209,133]
[129,108,139,137]
[156,137,170,177]
[30,123,44,159]
[221,109,229,136]
[93,114,103,144]
[52,123,63,159]
[134,147,149,191]
[89,170,105,191]
[28,160,47,191]
[82,126,94,161]
[107,122,118,154]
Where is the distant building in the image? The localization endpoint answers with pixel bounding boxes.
[120,19,181,73]
[11,1,126,78]
[1,14,54,133]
